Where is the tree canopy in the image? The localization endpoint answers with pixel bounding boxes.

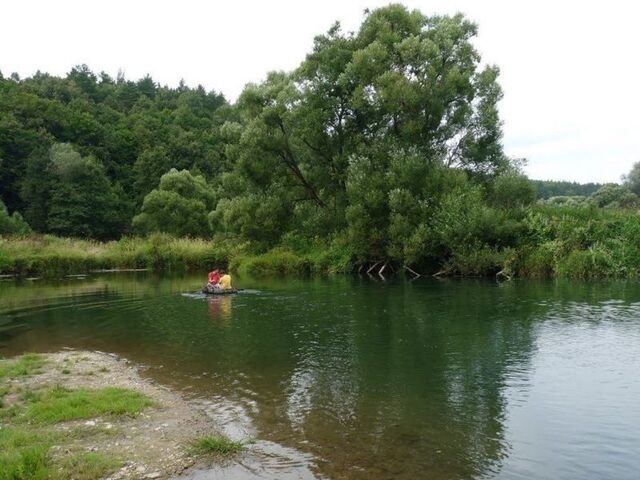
[622,161,640,196]
[132,169,215,237]
[215,5,510,253]
[0,5,631,272]
[0,64,228,236]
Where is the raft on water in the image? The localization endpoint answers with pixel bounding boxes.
[201,285,239,295]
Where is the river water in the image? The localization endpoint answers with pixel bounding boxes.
[1,273,639,480]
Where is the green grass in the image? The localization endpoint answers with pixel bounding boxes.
[0,427,119,480]
[188,435,244,457]
[0,385,9,406]
[58,452,121,480]
[230,235,354,276]
[0,233,231,277]
[5,203,640,279]
[0,232,351,278]
[0,354,46,380]
[24,386,154,424]
[0,427,53,480]
[230,248,308,276]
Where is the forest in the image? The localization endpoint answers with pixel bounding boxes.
[2,4,640,278]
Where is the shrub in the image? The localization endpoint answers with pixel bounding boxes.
[0,200,31,235]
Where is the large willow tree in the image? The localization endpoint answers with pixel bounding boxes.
[216,4,509,256]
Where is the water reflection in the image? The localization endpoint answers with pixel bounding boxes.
[1,275,640,479]
[207,295,233,322]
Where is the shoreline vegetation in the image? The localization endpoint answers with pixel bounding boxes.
[0,351,243,480]
[3,199,640,280]
[3,5,640,282]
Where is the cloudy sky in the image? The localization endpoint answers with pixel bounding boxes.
[2,0,638,182]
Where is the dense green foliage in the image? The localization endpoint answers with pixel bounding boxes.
[0,64,228,237]
[622,161,640,196]
[1,5,639,278]
[589,184,638,209]
[0,234,232,276]
[213,7,509,253]
[132,168,216,237]
[0,200,30,235]
[511,205,640,279]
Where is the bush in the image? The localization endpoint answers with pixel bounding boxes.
[517,241,559,278]
[230,248,307,276]
[443,244,505,276]
[556,247,616,279]
[489,174,536,209]
[0,200,31,235]
[590,184,638,209]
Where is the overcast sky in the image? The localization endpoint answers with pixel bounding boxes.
[2,0,638,183]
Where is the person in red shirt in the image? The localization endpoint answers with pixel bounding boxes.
[208,269,220,286]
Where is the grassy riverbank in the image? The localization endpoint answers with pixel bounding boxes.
[2,205,640,279]
[0,351,243,480]
[0,234,233,277]
[0,233,354,278]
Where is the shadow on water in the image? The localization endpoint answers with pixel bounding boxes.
[1,273,640,479]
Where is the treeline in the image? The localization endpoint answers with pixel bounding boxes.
[2,4,640,278]
[531,180,603,199]
[0,64,229,238]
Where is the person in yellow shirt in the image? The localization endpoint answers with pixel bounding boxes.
[218,269,233,290]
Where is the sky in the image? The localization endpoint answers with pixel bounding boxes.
[1,0,638,183]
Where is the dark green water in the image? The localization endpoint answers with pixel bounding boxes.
[1,273,639,480]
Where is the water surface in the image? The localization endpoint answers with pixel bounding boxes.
[1,274,639,480]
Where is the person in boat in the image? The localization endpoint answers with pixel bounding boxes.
[217,269,233,291]
[207,268,220,288]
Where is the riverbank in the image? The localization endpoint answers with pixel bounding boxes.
[0,234,232,277]
[2,205,640,279]
[0,351,243,480]
[0,234,353,278]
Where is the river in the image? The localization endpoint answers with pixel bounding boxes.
[1,273,639,480]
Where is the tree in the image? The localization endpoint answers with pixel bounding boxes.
[132,169,215,237]
[622,161,640,196]
[530,180,602,199]
[590,184,638,209]
[47,143,126,239]
[132,146,174,200]
[20,146,54,231]
[67,64,98,100]
[0,65,230,238]
[489,174,536,209]
[218,5,510,248]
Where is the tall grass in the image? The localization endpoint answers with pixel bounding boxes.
[0,234,231,277]
[231,235,354,276]
[3,205,640,278]
[516,205,640,278]
[414,204,640,279]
